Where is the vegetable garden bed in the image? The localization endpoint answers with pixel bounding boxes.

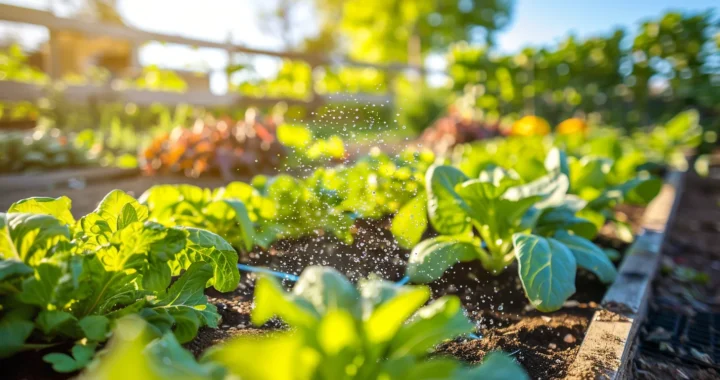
[0,169,679,380]
[0,111,703,380]
[183,173,680,380]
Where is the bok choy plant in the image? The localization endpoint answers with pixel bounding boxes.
[0,191,239,372]
[406,149,626,312]
[204,266,528,380]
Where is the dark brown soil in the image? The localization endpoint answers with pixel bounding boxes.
[180,214,630,379]
[423,259,605,379]
[0,344,76,380]
[631,171,720,379]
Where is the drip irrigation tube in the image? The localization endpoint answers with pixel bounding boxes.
[236,263,300,282]
[237,264,411,286]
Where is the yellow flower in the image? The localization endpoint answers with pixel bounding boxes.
[557,118,588,135]
[511,116,551,136]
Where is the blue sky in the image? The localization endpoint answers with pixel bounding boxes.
[0,0,717,92]
[498,0,717,52]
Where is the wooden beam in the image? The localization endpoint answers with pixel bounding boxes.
[0,4,446,76]
[567,170,685,380]
[0,80,392,108]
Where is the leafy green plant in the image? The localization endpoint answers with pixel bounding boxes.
[277,123,346,166]
[407,149,621,311]
[0,43,49,85]
[639,109,704,170]
[321,148,434,249]
[0,191,239,372]
[569,154,662,237]
[80,315,225,380]
[204,266,528,380]
[141,182,274,252]
[258,174,355,245]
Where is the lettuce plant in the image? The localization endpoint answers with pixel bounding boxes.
[0,191,239,372]
[140,182,275,251]
[407,149,621,312]
[312,148,433,249]
[259,174,355,245]
[203,266,528,380]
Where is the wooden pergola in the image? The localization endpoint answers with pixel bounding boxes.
[0,3,446,109]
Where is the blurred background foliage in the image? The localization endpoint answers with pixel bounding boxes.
[0,2,718,137]
[449,11,720,127]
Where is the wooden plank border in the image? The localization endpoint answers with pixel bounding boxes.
[566,170,685,379]
[0,167,140,192]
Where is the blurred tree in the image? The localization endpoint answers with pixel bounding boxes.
[314,0,514,63]
[449,10,720,127]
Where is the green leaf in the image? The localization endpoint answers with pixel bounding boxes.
[0,313,34,358]
[3,213,70,263]
[588,175,662,210]
[139,185,182,219]
[554,231,617,283]
[569,156,611,193]
[18,263,62,307]
[390,193,428,249]
[544,148,569,178]
[251,275,318,328]
[145,333,226,379]
[0,259,33,281]
[117,203,139,230]
[504,172,569,209]
[387,358,460,379]
[316,309,359,356]
[152,262,219,343]
[44,343,96,373]
[277,124,312,149]
[576,208,607,233]
[406,235,480,283]
[79,315,110,341]
[0,213,13,259]
[426,165,470,235]
[36,310,77,336]
[626,176,663,205]
[43,352,78,372]
[142,261,172,292]
[665,109,701,144]
[177,228,239,292]
[94,190,149,231]
[8,196,75,225]
[205,199,255,252]
[84,316,224,380]
[455,180,541,249]
[459,351,529,380]
[292,266,361,318]
[604,248,621,262]
[513,233,576,312]
[365,286,430,345]
[203,332,305,380]
[535,205,598,240]
[388,296,473,358]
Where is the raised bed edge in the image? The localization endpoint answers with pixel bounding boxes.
[566,170,685,380]
[0,167,140,192]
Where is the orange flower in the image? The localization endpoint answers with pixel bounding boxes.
[557,118,588,135]
[511,116,551,136]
